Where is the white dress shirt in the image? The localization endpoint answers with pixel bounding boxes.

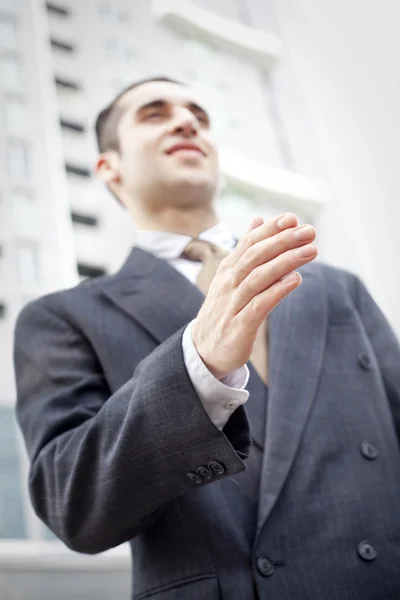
[136,222,249,430]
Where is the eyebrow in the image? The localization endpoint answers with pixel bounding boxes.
[136,99,210,121]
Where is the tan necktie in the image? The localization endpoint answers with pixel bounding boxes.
[181,238,228,295]
[181,238,268,384]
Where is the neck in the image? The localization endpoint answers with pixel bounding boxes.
[131,202,219,238]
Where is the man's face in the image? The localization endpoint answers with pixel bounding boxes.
[113,80,220,207]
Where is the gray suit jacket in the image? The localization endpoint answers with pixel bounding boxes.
[14,247,400,600]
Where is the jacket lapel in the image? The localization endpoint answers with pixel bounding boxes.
[99,247,204,344]
[256,264,328,534]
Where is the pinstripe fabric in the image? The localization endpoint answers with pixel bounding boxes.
[14,247,400,599]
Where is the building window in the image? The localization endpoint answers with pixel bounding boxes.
[105,39,137,63]
[0,14,17,50]
[99,2,117,23]
[11,190,35,229]
[65,163,91,178]
[71,211,98,227]
[99,2,111,15]
[16,240,40,286]
[45,2,70,17]
[55,76,81,90]
[50,38,75,52]
[60,118,86,133]
[119,10,131,24]
[7,140,29,182]
[4,97,27,136]
[124,46,137,61]
[77,262,106,278]
[0,55,21,90]
[105,38,122,61]
[99,4,130,25]
[0,303,6,319]
[0,406,26,538]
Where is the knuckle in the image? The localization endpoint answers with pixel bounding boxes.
[218,255,230,271]
[214,259,233,287]
[283,229,295,248]
[239,276,255,299]
[275,231,293,256]
[247,296,264,324]
[244,243,258,261]
[233,260,249,283]
[250,295,262,314]
[235,242,262,280]
[240,232,253,251]
[287,248,301,267]
[220,271,234,293]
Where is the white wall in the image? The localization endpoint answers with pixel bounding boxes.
[0,541,130,600]
[273,0,400,333]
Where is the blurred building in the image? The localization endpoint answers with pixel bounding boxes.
[0,0,370,597]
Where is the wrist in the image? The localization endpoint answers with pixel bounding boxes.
[191,320,228,380]
[200,358,228,381]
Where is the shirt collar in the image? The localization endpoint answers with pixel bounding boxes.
[135,222,236,261]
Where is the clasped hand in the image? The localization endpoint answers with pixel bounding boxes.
[191,213,318,379]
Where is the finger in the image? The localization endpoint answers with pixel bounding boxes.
[247,216,264,232]
[232,242,317,314]
[227,213,299,266]
[239,271,302,333]
[232,224,316,286]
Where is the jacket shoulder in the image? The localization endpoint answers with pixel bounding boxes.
[300,260,360,308]
[302,259,356,279]
[15,272,117,327]
[301,260,359,285]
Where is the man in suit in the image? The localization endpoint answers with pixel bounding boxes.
[14,76,400,600]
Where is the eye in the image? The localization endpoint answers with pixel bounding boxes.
[145,111,164,121]
[196,113,210,127]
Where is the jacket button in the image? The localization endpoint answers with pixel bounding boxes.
[360,440,379,460]
[256,556,275,577]
[208,461,225,475]
[186,472,202,484]
[357,541,377,561]
[358,353,372,370]
[196,466,213,480]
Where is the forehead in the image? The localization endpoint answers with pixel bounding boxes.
[118,81,208,118]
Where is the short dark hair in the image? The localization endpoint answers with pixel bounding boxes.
[94,76,183,154]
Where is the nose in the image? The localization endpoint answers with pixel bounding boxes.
[171,108,199,138]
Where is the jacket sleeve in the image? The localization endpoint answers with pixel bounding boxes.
[14,299,250,554]
[354,275,400,439]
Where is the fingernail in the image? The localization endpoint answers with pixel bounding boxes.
[296,243,316,258]
[277,213,297,230]
[281,272,301,285]
[294,225,314,241]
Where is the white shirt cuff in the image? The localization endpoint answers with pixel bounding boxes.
[182,321,249,430]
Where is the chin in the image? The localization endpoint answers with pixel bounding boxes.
[168,174,217,203]
[183,176,216,193]
[177,167,216,186]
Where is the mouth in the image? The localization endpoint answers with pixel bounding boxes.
[166,143,206,156]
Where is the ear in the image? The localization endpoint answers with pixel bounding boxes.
[95,151,122,185]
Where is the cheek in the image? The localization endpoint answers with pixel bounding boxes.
[119,144,162,190]
[120,142,154,174]
[204,136,219,166]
